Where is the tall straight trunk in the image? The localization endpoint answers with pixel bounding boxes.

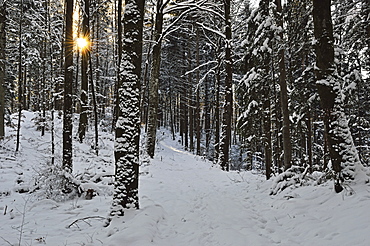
[214,41,221,161]
[204,78,210,155]
[306,110,313,172]
[146,0,165,158]
[63,0,74,173]
[313,0,361,180]
[263,82,272,179]
[112,0,123,130]
[187,44,194,152]
[16,0,23,152]
[219,0,233,171]
[183,77,188,150]
[0,1,5,139]
[78,0,90,142]
[142,18,154,129]
[195,29,201,156]
[112,0,145,216]
[89,54,99,155]
[275,0,292,170]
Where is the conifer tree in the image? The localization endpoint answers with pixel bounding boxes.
[112,0,145,216]
[313,0,362,181]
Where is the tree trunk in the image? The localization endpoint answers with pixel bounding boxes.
[112,0,123,130]
[16,0,24,152]
[275,0,292,170]
[219,0,233,171]
[78,0,90,143]
[63,0,74,173]
[187,43,194,152]
[89,54,99,155]
[214,41,221,162]
[112,0,145,216]
[195,28,201,156]
[0,1,5,139]
[146,0,165,158]
[313,0,361,180]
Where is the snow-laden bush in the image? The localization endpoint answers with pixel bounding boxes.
[31,159,83,202]
[270,165,327,195]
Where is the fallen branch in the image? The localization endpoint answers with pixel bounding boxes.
[67,216,106,229]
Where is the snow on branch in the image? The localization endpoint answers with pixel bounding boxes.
[196,22,225,39]
[184,60,218,76]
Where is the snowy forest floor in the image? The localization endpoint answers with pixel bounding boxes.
[1,111,370,246]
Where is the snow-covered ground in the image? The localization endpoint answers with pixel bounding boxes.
[1,111,370,246]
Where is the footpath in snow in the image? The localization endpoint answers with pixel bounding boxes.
[1,113,370,245]
[108,137,370,246]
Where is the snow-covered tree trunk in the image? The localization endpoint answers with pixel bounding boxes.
[0,0,5,139]
[219,0,233,171]
[147,0,165,158]
[112,0,145,216]
[63,0,74,173]
[313,0,362,180]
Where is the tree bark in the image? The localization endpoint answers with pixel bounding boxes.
[78,0,90,143]
[219,0,233,171]
[275,0,292,170]
[146,0,165,158]
[63,0,74,173]
[0,1,5,139]
[195,28,201,156]
[313,0,361,180]
[16,0,24,152]
[112,0,145,216]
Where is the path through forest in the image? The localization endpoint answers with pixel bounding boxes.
[141,140,282,245]
[1,113,370,246]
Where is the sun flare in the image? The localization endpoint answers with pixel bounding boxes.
[76,37,89,50]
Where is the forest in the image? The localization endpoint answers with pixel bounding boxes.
[0,0,370,243]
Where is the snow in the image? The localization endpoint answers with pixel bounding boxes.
[1,111,370,245]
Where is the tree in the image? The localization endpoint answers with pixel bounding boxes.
[63,0,74,173]
[146,0,167,158]
[111,0,145,216]
[78,0,90,143]
[275,0,292,170]
[0,0,5,139]
[313,0,362,181]
[218,0,233,172]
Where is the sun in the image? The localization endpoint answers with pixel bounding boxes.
[76,37,89,50]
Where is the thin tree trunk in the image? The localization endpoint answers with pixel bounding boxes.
[214,41,221,161]
[63,0,74,173]
[219,0,233,171]
[187,43,194,152]
[89,54,99,155]
[275,0,292,170]
[112,0,123,130]
[78,0,90,142]
[146,0,165,158]
[0,1,6,139]
[16,0,24,152]
[195,28,201,156]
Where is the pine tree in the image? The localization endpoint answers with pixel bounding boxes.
[63,0,74,173]
[146,0,166,158]
[111,0,145,216]
[78,0,90,143]
[313,0,362,181]
[218,0,233,172]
